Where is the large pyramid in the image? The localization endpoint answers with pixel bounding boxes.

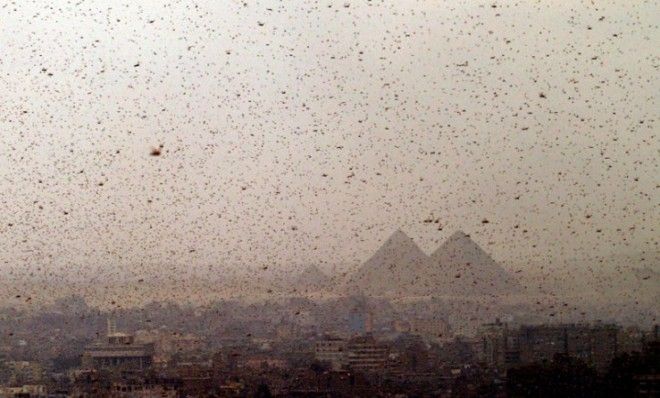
[430,231,522,295]
[344,230,521,297]
[342,230,433,296]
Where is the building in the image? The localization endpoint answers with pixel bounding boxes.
[315,336,347,370]
[347,296,373,336]
[82,319,154,371]
[134,329,202,361]
[409,316,452,341]
[0,385,47,398]
[476,320,621,371]
[634,374,660,397]
[516,324,567,364]
[109,374,177,398]
[476,319,519,369]
[346,334,388,372]
[3,361,43,386]
[565,323,618,369]
[518,322,619,370]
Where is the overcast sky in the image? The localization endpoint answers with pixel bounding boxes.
[1,0,657,283]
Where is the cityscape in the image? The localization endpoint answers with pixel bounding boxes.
[0,230,658,397]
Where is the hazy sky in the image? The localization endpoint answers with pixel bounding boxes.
[1,0,657,282]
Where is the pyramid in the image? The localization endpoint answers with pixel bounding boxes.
[429,231,521,295]
[294,265,331,292]
[342,230,433,296]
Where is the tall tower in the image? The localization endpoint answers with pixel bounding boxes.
[107,318,117,336]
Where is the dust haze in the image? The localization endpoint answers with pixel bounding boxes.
[1,1,657,318]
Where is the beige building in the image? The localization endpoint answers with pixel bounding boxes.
[82,320,154,371]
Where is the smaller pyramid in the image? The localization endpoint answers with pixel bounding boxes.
[295,265,331,288]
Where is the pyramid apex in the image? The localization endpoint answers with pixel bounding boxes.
[390,228,411,238]
[449,230,470,239]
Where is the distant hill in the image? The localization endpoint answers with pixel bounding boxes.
[430,231,522,295]
[343,230,522,298]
